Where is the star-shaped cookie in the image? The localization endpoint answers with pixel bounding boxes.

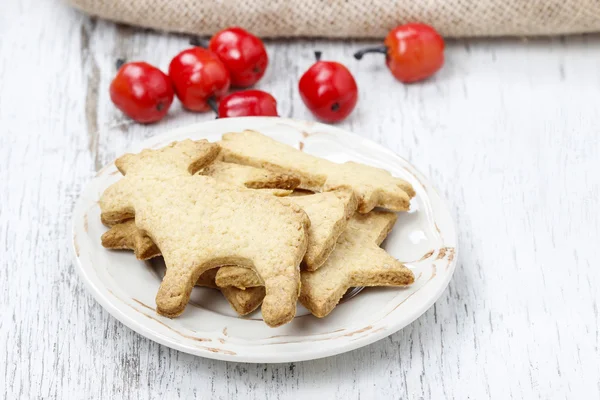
[299,211,414,317]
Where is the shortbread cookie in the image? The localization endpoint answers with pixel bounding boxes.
[195,268,219,287]
[215,265,263,289]
[99,140,310,327]
[101,221,214,288]
[214,189,357,289]
[217,190,357,276]
[300,211,414,317]
[104,188,352,316]
[196,269,265,316]
[221,286,265,316]
[101,220,270,313]
[215,211,415,318]
[108,189,355,273]
[219,130,415,213]
[102,161,300,259]
[285,190,357,270]
[101,220,161,260]
[100,229,264,315]
[99,139,220,225]
[200,161,299,196]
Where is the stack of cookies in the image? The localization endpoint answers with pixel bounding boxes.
[100,130,416,327]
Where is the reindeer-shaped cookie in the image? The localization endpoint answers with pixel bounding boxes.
[215,211,415,318]
[219,130,416,213]
[99,140,310,327]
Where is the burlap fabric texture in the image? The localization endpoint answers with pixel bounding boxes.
[68,0,600,38]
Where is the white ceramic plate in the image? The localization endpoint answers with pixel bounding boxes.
[71,117,457,363]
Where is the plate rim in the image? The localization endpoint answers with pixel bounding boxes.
[70,116,458,363]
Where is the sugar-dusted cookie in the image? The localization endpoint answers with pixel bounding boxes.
[299,211,414,317]
[99,140,310,327]
[200,161,299,196]
[219,130,415,213]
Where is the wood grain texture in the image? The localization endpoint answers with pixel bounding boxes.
[1,0,599,398]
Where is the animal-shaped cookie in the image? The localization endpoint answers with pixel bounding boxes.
[220,286,265,316]
[215,265,263,289]
[99,139,219,225]
[105,190,356,312]
[219,130,415,213]
[101,220,212,286]
[214,190,357,291]
[203,163,357,270]
[198,171,355,277]
[200,161,299,196]
[101,220,160,260]
[283,190,357,270]
[196,269,265,316]
[101,226,264,316]
[101,161,302,259]
[99,140,310,327]
[215,211,415,318]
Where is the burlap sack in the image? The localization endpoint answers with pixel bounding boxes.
[67,0,600,38]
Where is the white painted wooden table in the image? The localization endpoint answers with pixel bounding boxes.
[2,1,599,398]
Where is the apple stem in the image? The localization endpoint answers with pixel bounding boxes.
[189,37,209,48]
[115,58,126,70]
[207,97,219,117]
[353,46,388,60]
